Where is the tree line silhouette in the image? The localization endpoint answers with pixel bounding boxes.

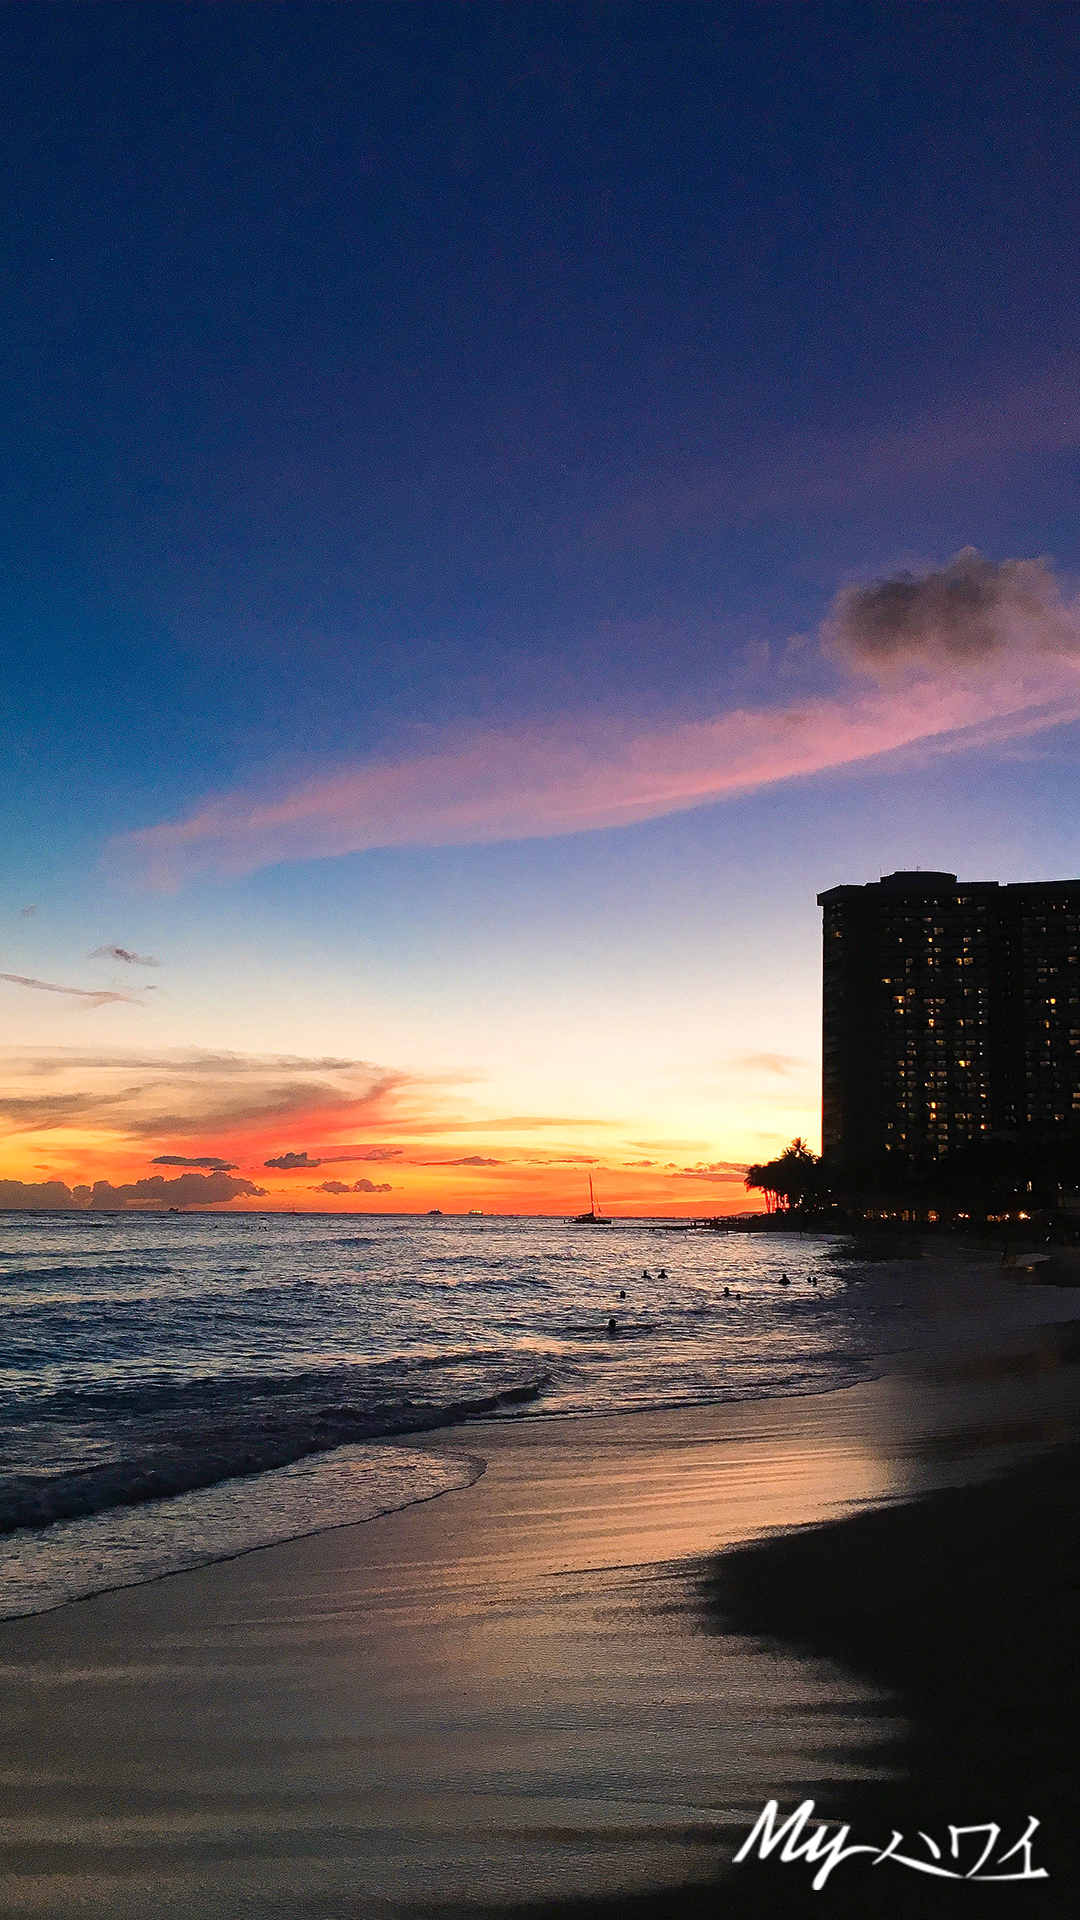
[745,1130,1080,1225]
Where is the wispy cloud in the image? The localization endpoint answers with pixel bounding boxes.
[728,1050,807,1078]
[111,552,1080,886]
[419,1155,504,1167]
[676,1161,750,1181]
[90,945,161,966]
[328,1145,402,1161]
[0,972,141,1008]
[263,1144,404,1169]
[599,366,1080,539]
[0,1048,414,1141]
[384,1114,616,1135]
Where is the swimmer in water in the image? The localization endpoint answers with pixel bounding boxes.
[658,1267,668,1278]
[619,1288,626,1298]
[779,1272,790,1286]
[643,1269,651,1280]
[607,1317,617,1332]
[723,1286,730,1297]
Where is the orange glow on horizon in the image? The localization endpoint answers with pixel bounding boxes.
[0,1046,802,1215]
[0,1125,768,1215]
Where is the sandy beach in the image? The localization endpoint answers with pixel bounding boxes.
[1,1336,1078,1919]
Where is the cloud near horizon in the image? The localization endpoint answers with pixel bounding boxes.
[311,1178,393,1195]
[0,1169,264,1209]
[110,552,1080,886]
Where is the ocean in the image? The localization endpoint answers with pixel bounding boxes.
[1,1209,1075,1618]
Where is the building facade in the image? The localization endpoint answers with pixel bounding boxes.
[818,871,1080,1168]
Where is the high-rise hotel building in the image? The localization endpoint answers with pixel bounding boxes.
[817,871,1080,1168]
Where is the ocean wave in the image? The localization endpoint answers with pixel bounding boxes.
[0,1361,548,1535]
[0,1443,486,1620]
[0,1262,175,1284]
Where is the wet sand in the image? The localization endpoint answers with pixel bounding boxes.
[0,1343,1078,1918]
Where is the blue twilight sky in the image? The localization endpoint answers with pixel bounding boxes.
[3,2,1080,1211]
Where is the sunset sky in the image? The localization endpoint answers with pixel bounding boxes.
[4,2,1080,1213]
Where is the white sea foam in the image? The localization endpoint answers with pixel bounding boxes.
[0,1441,483,1618]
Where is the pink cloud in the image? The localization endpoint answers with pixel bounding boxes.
[111,555,1080,887]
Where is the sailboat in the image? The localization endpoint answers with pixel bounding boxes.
[571,1174,612,1225]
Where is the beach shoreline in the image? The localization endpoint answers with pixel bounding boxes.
[1,1348,1078,1917]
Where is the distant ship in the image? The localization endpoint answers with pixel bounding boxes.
[571,1175,612,1225]
[428,1208,443,1216]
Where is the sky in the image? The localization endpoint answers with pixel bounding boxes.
[3,1,1080,1214]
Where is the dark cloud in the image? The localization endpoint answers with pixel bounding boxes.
[151,1154,238,1170]
[89,1171,266,1206]
[0,972,140,1008]
[0,1178,81,1210]
[265,1143,406,1170]
[0,1170,265,1209]
[90,945,161,967]
[827,549,1071,670]
[312,1178,393,1195]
